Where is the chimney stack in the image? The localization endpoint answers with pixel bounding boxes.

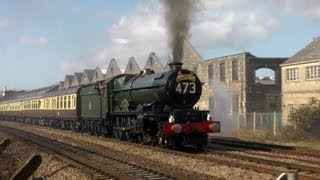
[168,62,183,70]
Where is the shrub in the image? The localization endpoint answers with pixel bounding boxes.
[288,97,320,139]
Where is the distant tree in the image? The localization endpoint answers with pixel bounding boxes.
[288,98,320,136]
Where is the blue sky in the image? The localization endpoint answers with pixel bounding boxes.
[0,0,319,90]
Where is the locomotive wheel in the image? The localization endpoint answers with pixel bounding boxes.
[196,144,205,151]
[124,131,131,141]
[113,129,121,139]
[167,137,181,150]
[137,133,150,145]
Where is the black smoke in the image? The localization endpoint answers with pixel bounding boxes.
[161,0,200,62]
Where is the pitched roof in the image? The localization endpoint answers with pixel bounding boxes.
[124,57,141,74]
[92,67,105,81]
[83,69,95,81]
[283,37,320,64]
[144,52,163,72]
[183,39,203,60]
[65,75,73,85]
[71,72,83,87]
[105,58,122,78]
[74,72,83,81]
[163,59,172,71]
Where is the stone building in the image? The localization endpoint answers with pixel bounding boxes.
[124,57,141,74]
[54,40,286,118]
[281,37,320,125]
[92,67,106,82]
[71,72,83,87]
[63,75,73,89]
[144,52,163,72]
[58,81,64,90]
[81,69,95,85]
[105,58,122,78]
[179,40,287,114]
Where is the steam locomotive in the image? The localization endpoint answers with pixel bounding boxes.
[0,62,220,149]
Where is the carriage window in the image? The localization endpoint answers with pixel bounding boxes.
[57,97,60,109]
[60,97,63,109]
[64,96,67,109]
[51,98,54,109]
[46,99,50,109]
[72,95,76,108]
[68,95,71,109]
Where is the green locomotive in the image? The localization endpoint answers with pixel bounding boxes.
[0,63,220,149]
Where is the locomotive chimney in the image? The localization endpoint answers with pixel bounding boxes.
[143,69,154,75]
[168,62,183,70]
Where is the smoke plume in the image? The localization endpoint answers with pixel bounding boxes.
[210,80,238,135]
[161,0,200,62]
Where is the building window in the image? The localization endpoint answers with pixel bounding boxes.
[286,68,299,82]
[193,66,198,75]
[300,104,307,108]
[306,65,320,80]
[220,62,225,82]
[232,95,239,113]
[232,61,239,81]
[150,58,153,66]
[287,104,294,117]
[208,64,214,82]
[268,96,278,109]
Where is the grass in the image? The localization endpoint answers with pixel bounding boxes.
[230,129,320,151]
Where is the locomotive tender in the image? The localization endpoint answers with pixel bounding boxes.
[0,62,220,149]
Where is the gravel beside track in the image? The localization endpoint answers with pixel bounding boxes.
[0,125,187,180]
[209,138,320,179]
[0,131,92,179]
[0,120,274,179]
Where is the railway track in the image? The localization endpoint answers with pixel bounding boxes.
[1,120,319,179]
[209,143,320,165]
[206,146,320,177]
[121,139,320,179]
[108,139,320,179]
[208,137,320,179]
[210,137,320,159]
[0,124,192,180]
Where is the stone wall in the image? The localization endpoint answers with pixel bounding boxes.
[179,41,286,114]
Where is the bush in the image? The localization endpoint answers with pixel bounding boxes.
[288,97,320,139]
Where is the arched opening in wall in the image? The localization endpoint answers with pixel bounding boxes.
[255,68,275,85]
